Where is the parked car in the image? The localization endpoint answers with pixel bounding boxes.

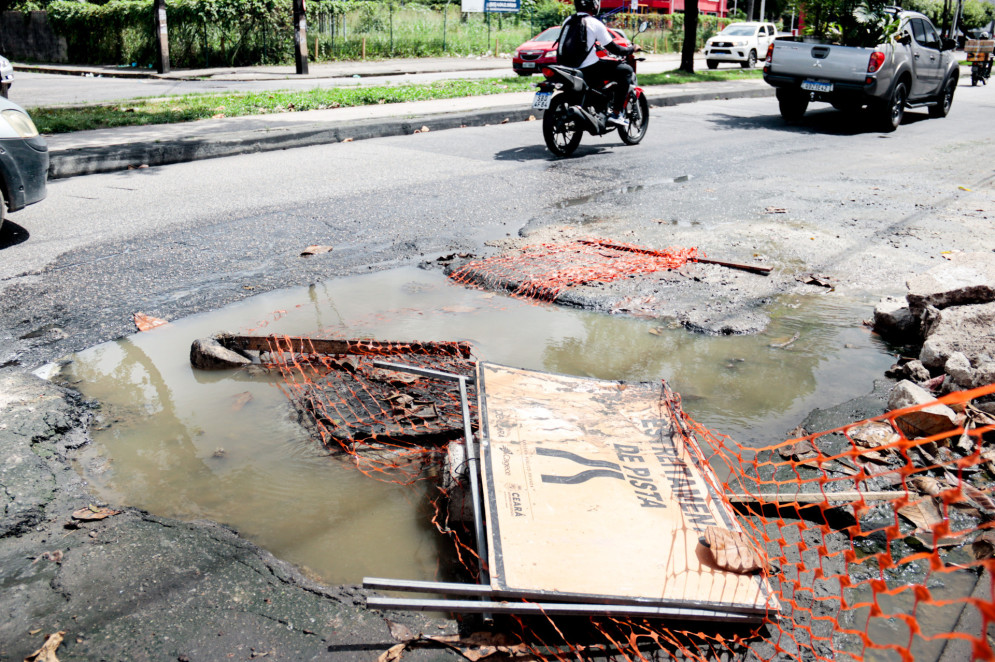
[703,22,778,69]
[0,55,13,98]
[763,9,958,131]
[512,25,631,76]
[0,96,48,232]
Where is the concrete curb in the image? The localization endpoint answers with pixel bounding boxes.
[47,85,775,179]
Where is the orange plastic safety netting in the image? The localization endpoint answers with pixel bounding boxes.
[260,331,995,661]
[448,238,701,303]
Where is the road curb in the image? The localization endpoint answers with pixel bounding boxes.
[47,85,775,179]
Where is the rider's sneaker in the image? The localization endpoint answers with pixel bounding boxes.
[607,112,628,128]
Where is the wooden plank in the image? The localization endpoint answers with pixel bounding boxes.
[219,334,473,358]
[477,363,779,615]
[366,596,765,622]
[729,491,901,504]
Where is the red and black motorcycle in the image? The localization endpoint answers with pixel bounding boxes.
[533,22,650,157]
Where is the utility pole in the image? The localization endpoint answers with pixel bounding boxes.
[293,0,309,75]
[153,0,170,74]
[758,0,765,22]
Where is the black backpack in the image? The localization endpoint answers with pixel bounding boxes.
[556,14,593,68]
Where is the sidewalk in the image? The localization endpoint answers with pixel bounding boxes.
[35,58,772,179]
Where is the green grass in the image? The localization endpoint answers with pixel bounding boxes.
[29,68,764,134]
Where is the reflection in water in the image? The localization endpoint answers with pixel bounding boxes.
[65,266,894,585]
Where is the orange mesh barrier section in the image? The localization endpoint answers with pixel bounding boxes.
[448,238,701,303]
[262,332,995,661]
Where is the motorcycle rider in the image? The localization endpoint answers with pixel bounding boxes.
[557,0,640,127]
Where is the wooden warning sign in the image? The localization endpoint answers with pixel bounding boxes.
[477,363,778,616]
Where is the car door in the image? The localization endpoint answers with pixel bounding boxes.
[908,18,943,97]
[756,25,771,56]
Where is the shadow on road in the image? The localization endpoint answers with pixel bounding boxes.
[707,107,932,135]
[0,220,30,250]
[494,143,614,161]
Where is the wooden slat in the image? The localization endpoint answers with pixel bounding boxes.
[219,334,473,358]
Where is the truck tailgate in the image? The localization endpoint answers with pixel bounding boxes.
[768,41,873,84]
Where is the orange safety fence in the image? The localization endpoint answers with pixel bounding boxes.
[448,238,702,303]
[260,332,995,661]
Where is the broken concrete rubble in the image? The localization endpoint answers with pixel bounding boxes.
[872,296,917,341]
[906,252,995,318]
[918,301,995,375]
[886,380,960,439]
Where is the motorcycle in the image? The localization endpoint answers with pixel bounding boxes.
[533,22,650,157]
[966,37,993,86]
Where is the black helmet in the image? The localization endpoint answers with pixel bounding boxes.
[575,0,600,14]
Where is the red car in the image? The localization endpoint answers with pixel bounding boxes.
[512,26,631,76]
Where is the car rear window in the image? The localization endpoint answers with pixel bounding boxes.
[534,27,562,42]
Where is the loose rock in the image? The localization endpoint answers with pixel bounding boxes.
[872,296,917,340]
[190,337,253,370]
[907,252,995,318]
[887,380,959,439]
[918,302,995,371]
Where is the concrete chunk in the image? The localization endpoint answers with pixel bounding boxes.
[190,338,252,370]
[907,252,995,317]
[887,380,959,439]
[945,352,974,388]
[918,302,995,372]
[873,296,917,340]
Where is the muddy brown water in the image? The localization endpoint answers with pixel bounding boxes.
[59,266,896,586]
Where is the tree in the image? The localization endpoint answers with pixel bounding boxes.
[680,0,698,72]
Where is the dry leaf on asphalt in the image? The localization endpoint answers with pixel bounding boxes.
[133,313,167,332]
[702,526,765,573]
[909,475,942,496]
[778,437,818,461]
[71,505,120,521]
[386,620,418,643]
[377,643,407,662]
[300,245,334,257]
[897,497,943,531]
[972,530,995,560]
[24,630,66,662]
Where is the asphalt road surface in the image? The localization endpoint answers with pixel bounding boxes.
[1,81,993,373]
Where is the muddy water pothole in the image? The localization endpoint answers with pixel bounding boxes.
[58,266,894,586]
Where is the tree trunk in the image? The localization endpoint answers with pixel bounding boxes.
[680,0,699,73]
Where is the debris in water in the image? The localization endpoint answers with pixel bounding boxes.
[133,313,167,331]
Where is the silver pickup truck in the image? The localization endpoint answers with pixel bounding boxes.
[762,9,959,131]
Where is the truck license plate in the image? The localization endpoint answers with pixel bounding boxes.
[801,79,833,93]
[532,92,552,110]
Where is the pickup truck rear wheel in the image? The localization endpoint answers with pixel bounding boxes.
[876,81,907,132]
[776,88,808,123]
[742,50,757,69]
[929,77,955,118]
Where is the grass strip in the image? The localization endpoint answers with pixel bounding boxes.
[29,69,763,134]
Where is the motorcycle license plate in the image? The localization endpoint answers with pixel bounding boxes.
[801,79,833,93]
[532,92,552,110]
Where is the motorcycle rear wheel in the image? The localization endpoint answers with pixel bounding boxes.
[542,94,584,156]
[618,92,649,145]
[543,95,583,157]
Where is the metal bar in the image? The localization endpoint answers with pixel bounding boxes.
[364,577,493,597]
[221,335,472,358]
[579,239,773,275]
[371,361,475,384]
[363,577,771,613]
[370,361,490,621]
[366,597,765,623]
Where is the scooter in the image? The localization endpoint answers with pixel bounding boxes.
[533,22,650,157]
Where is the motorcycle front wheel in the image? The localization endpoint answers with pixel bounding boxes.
[543,95,583,157]
[619,92,649,145]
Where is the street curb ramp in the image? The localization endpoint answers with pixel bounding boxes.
[47,86,774,179]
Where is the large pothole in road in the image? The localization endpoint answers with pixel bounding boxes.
[51,265,893,587]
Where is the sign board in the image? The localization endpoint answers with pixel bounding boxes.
[477,363,778,615]
[461,0,485,11]
[484,0,521,11]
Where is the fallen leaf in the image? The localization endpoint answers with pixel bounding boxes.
[778,437,818,461]
[72,506,120,521]
[963,484,995,514]
[898,497,943,531]
[377,642,407,662]
[133,313,167,332]
[342,137,354,142]
[300,245,333,257]
[849,421,900,449]
[648,327,663,336]
[386,620,418,643]
[24,630,66,662]
[796,274,834,288]
[910,475,942,496]
[959,186,972,191]
[231,391,253,411]
[701,526,765,573]
[973,530,995,560]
